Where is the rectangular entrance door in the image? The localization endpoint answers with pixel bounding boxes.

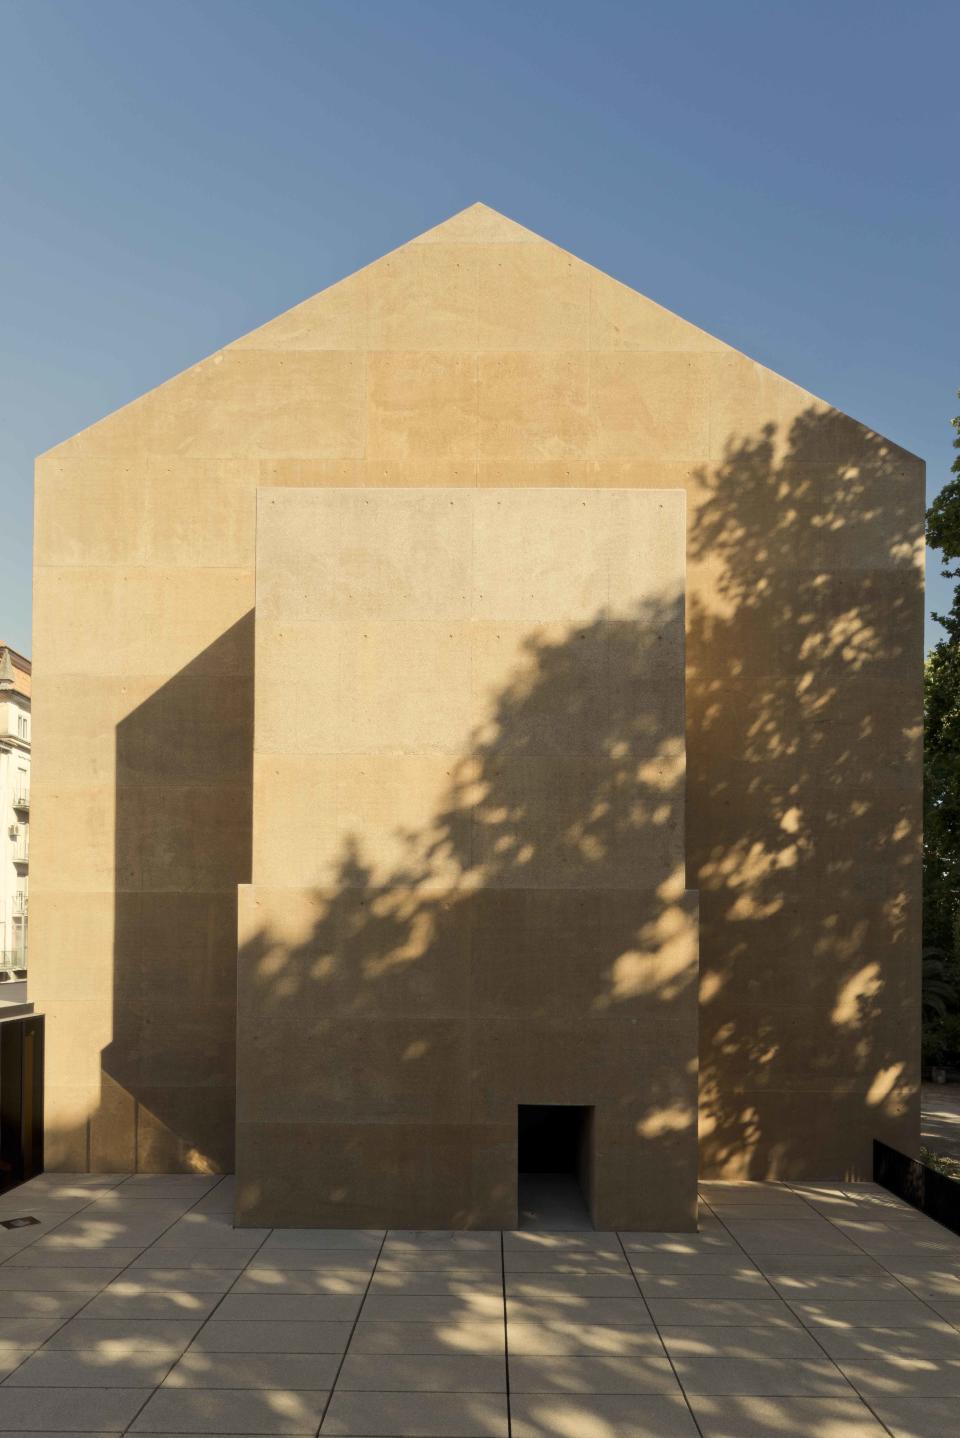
[517,1104,594,1230]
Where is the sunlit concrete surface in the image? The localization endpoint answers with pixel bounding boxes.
[1,1175,959,1435]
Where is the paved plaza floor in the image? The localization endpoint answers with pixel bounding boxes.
[0,1174,959,1437]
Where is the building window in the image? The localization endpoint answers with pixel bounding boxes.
[17,714,27,739]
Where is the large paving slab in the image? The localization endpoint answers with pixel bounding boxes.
[1,1174,959,1434]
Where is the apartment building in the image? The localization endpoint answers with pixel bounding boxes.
[0,646,30,975]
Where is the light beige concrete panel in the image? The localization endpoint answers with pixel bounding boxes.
[232,271,369,353]
[478,353,591,459]
[335,623,473,756]
[256,488,473,623]
[589,267,728,354]
[33,566,253,678]
[367,244,479,352]
[44,349,366,463]
[368,352,478,461]
[477,243,590,351]
[27,891,115,1002]
[590,352,712,460]
[36,458,258,568]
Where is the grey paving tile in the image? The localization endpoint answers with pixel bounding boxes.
[503,1234,621,1256]
[5,1350,175,1387]
[0,1387,152,1431]
[699,1183,802,1205]
[320,1390,508,1436]
[0,1269,120,1293]
[882,1264,960,1301]
[368,1271,501,1297]
[104,1270,241,1294]
[626,1251,755,1276]
[44,1319,203,1354]
[922,1297,960,1326]
[807,1324,960,1361]
[260,1230,382,1250]
[708,1204,821,1222]
[787,1299,951,1329]
[687,1395,890,1437]
[114,1179,221,1200]
[0,1355,36,1381]
[673,1355,853,1395]
[506,1275,638,1299]
[502,1253,629,1276]
[509,1392,698,1436]
[723,1225,860,1256]
[360,1295,504,1324]
[131,1388,328,1433]
[79,1290,221,1322]
[0,1320,65,1348]
[646,1298,800,1327]
[635,1273,771,1300]
[131,1247,264,1269]
[347,1320,506,1356]
[188,1321,352,1354]
[837,1350,960,1396]
[508,1354,677,1394]
[767,1271,911,1300]
[152,1224,269,1251]
[232,1266,369,1295]
[337,1354,506,1391]
[870,1394,960,1436]
[162,1352,339,1388]
[232,1250,373,1273]
[214,1294,361,1322]
[0,1293,88,1320]
[506,1324,663,1357]
[387,1231,500,1249]
[620,1233,737,1257]
[4,1247,144,1269]
[846,1229,960,1257]
[506,1298,651,1327]
[374,1251,501,1275]
[658,1325,824,1359]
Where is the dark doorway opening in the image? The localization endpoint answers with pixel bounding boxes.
[517,1104,594,1230]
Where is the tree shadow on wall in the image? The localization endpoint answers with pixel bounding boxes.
[237,589,697,1229]
[687,407,924,1176]
[79,403,922,1192]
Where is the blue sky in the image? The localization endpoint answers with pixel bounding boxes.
[1,0,956,656]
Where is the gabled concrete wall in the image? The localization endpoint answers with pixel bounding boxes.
[30,203,924,1182]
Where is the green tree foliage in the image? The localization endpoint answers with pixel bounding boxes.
[924,398,960,1063]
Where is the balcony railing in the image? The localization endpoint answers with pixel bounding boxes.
[0,951,26,973]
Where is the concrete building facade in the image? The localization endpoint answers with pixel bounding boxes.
[0,647,30,977]
[30,205,923,1227]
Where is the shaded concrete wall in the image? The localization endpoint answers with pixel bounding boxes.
[237,487,697,1229]
[30,203,924,1179]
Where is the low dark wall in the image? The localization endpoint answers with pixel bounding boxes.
[874,1137,960,1237]
[0,1013,44,1195]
